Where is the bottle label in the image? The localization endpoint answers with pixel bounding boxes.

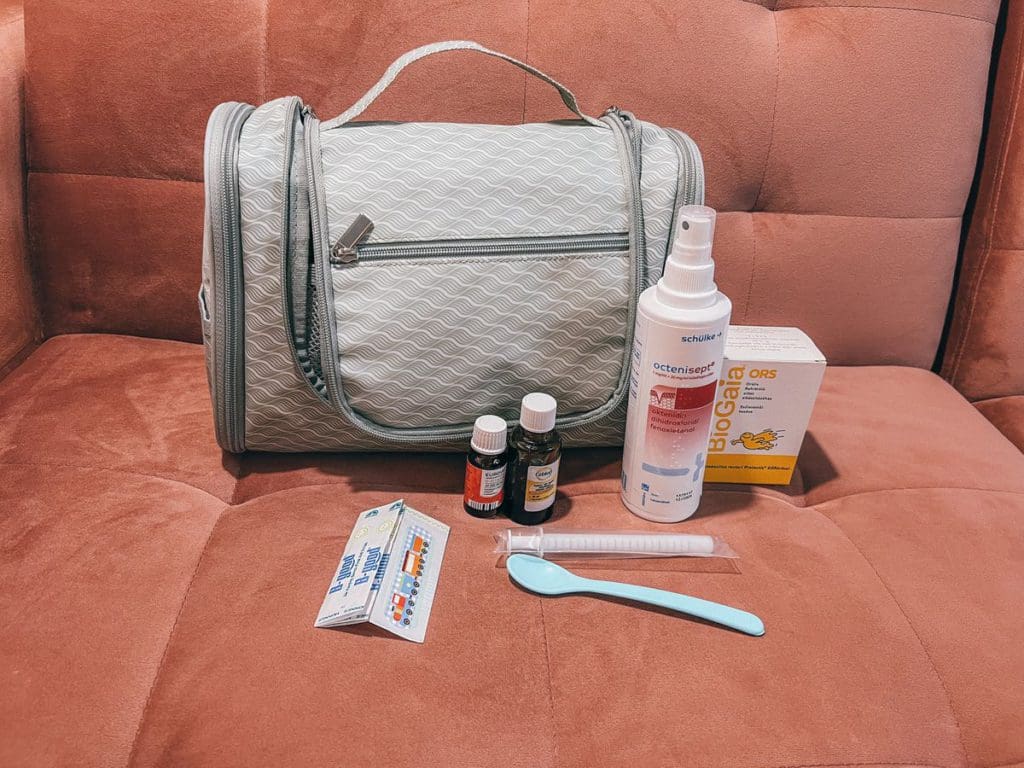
[620,310,729,518]
[464,461,506,512]
[524,459,560,512]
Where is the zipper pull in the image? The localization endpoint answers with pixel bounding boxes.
[330,214,374,265]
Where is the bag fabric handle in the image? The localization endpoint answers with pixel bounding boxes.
[321,40,603,129]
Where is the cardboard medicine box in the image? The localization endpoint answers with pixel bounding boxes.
[705,326,826,485]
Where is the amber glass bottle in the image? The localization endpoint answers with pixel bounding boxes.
[505,393,562,526]
[463,415,509,518]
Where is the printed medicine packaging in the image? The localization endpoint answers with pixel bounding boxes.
[705,326,826,485]
[314,499,449,643]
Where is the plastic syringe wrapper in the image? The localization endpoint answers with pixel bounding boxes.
[494,528,737,559]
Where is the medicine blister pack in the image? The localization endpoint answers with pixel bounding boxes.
[314,500,450,643]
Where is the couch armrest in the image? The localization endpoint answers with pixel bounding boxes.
[0,4,38,377]
[943,4,1024,405]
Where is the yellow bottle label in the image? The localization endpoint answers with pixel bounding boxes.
[524,458,560,512]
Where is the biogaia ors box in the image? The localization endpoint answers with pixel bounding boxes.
[704,326,826,485]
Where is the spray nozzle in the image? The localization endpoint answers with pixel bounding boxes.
[657,205,719,307]
[672,205,716,265]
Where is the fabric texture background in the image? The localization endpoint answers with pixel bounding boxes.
[4,1,1024,767]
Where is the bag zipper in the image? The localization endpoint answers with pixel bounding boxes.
[307,111,646,444]
[206,101,254,453]
[666,127,703,210]
[330,224,629,266]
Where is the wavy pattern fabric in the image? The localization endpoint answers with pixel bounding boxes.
[320,122,629,243]
[212,95,700,452]
[334,252,630,428]
[238,99,371,451]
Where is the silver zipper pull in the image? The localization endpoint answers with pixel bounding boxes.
[330,214,374,265]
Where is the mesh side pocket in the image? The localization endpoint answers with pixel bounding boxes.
[307,279,324,382]
[294,274,327,398]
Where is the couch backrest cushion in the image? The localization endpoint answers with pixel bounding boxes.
[23,0,999,366]
[943,0,1024,401]
[0,4,37,374]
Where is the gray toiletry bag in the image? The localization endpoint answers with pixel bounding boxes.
[200,40,703,452]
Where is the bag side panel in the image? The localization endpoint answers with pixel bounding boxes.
[239,99,360,451]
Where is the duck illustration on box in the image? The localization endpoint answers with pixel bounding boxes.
[731,429,785,451]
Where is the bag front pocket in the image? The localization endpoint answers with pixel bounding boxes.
[329,232,630,430]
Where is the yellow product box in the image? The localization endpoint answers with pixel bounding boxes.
[705,326,826,485]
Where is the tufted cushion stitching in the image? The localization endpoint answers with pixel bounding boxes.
[775,4,995,24]
[973,393,1024,408]
[522,0,532,124]
[743,216,760,321]
[259,0,269,103]
[813,503,969,767]
[29,167,204,184]
[753,7,781,212]
[0,460,234,504]
[538,601,558,768]
[948,17,1024,388]
[124,505,227,768]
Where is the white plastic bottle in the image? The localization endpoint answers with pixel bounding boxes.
[620,205,731,522]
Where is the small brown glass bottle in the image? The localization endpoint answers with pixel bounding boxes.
[505,393,562,526]
[463,415,509,518]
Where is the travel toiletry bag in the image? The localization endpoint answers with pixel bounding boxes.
[200,40,704,453]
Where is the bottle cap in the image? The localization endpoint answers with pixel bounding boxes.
[520,392,557,434]
[471,415,508,455]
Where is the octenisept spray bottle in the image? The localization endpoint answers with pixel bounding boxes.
[620,205,731,522]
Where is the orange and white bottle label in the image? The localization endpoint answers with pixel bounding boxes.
[464,462,506,513]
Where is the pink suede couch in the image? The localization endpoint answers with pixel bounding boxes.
[1,1,1023,766]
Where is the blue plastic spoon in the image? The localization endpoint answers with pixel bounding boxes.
[506,554,765,636]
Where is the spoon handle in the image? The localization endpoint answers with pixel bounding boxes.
[583,578,765,636]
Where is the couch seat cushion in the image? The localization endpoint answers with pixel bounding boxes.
[1,334,1023,767]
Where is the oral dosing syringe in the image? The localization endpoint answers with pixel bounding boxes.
[494,528,736,559]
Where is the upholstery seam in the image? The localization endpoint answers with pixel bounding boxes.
[230,478,465,505]
[972,393,1024,406]
[29,168,203,184]
[752,7,781,212]
[260,0,269,103]
[804,484,1024,504]
[223,480,807,507]
[562,484,1024,506]
[981,759,1024,768]
[25,169,967,220]
[0,460,231,504]
[813,506,968,767]
[123,506,226,767]
[220,482,1024,511]
[7,461,1022,510]
[0,13,23,31]
[948,17,1024,386]
[774,4,992,24]
[744,216,759,321]
[521,0,530,125]
[538,600,558,768]
[744,212,960,220]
